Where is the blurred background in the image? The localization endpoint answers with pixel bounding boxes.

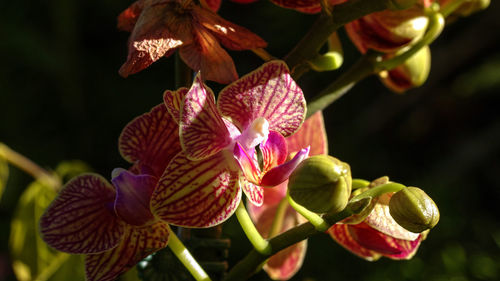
[1,0,499,280]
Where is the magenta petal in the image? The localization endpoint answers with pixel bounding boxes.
[180,73,231,160]
[261,130,288,173]
[119,103,181,177]
[151,151,241,227]
[218,60,306,137]
[39,174,124,254]
[233,142,261,185]
[260,147,310,187]
[112,169,156,226]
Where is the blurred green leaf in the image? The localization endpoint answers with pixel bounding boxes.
[120,266,141,281]
[9,180,85,281]
[55,160,92,183]
[0,152,8,198]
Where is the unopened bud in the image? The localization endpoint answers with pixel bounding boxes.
[379,45,431,93]
[288,155,351,213]
[389,186,440,233]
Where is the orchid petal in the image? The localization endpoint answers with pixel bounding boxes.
[265,241,307,280]
[203,0,221,12]
[240,177,264,206]
[85,221,169,281]
[233,142,261,185]
[260,147,310,187]
[39,174,124,254]
[193,6,267,51]
[151,151,241,227]
[218,61,306,137]
[119,104,180,177]
[270,0,345,14]
[117,0,144,32]
[261,131,288,173]
[180,28,238,84]
[327,224,381,261]
[163,87,188,124]
[364,193,420,241]
[119,3,192,77]
[347,222,422,259]
[180,74,231,160]
[286,111,328,156]
[112,170,156,226]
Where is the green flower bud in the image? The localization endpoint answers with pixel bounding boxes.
[288,155,351,214]
[389,186,440,233]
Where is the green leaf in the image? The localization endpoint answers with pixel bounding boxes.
[9,180,86,281]
[0,152,8,199]
[55,160,92,183]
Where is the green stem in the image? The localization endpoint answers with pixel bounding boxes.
[224,208,353,281]
[440,0,468,17]
[235,201,271,255]
[352,178,370,190]
[286,191,330,232]
[0,142,60,190]
[168,226,212,281]
[268,197,289,238]
[285,0,400,79]
[351,182,406,201]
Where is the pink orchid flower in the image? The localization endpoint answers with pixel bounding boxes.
[40,104,181,281]
[150,60,308,228]
[327,191,423,261]
[247,111,328,280]
[117,0,267,84]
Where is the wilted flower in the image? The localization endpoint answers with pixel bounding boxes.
[270,0,346,14]
[150,60,308,228]
[39,105,181,281]
[118,0,267,84]
[248,112,328,280]
[327,178,426,261]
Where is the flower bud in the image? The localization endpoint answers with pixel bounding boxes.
[288,155,351,213]
[389,186,440,233]
[379,45,431,93]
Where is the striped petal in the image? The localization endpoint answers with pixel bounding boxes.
[119,104,181,178]
[151,151,241,227]
[265,240,307,280]
[286,111,328,156]
[180,74,231,160]
[218,61,306,137]
[163,87,188,124]
[193,6,267,51]
[85,221,169,281]
[112,170,156,226]
[240,177,264,206]
[261,131,288,173]
[233,142,261,185]
[327,224,381,261]
[347,222,422,259]
[39,174,124,254]
[260,147,309,187]
[364,193,420,241]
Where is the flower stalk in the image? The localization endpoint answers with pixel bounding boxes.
[235,201,272,255]
[168,226,213,281]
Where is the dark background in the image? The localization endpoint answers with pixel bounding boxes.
[1,0,499,280]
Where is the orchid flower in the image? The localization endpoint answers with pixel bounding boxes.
[270,0,346,14]
[327,179,424,261]
[40,104,181,281]
[247,112,327,280]
[117,0,267,84]
[150,60,308,228]
[345,1,431,54]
